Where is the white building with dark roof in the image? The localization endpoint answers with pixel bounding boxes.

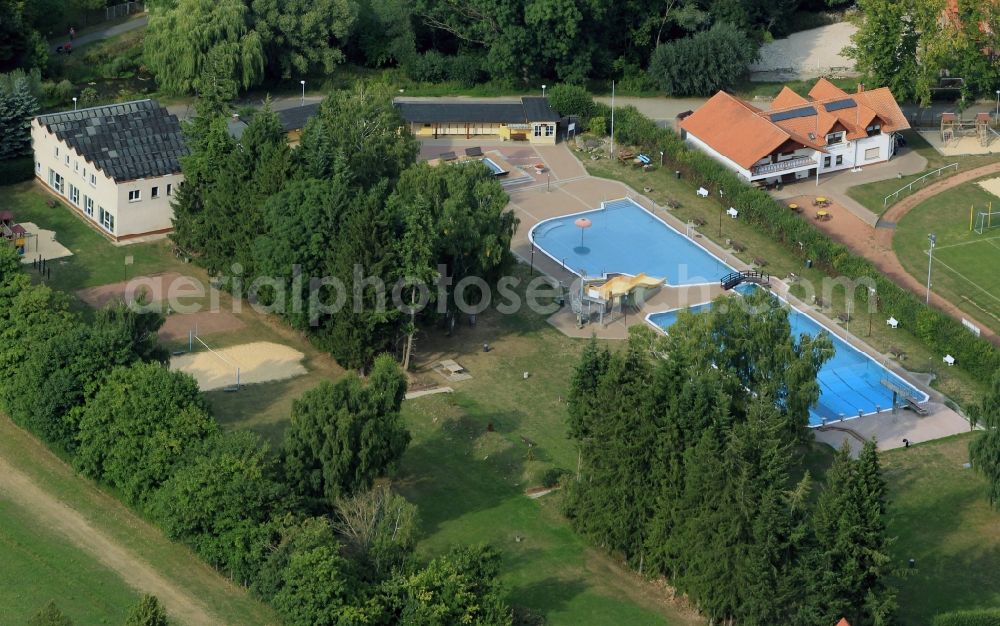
[393,96,561,144]
[32,99,188,242]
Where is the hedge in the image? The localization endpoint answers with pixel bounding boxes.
[0,156,34,185]
[932,609,1000,626]
[598,96,1000,383]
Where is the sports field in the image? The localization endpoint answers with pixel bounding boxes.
[894,177,1000,334]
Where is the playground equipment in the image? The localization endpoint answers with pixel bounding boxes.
[571,273,665,326]
[0,211,28,256]
[941,112,994,147]
[587,273,664,302]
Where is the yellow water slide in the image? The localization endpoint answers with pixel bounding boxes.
[587,273,665,301]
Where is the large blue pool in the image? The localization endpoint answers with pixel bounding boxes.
[647,291,929,426]
[529,198,730,285]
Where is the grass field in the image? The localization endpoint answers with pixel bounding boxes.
[0,417,278,625]
[893,177,1000,336]
[847,131,998,216]
[884,433,1000,623]
[582,153,985,407]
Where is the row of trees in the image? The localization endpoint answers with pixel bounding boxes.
[565,291,898,625]
[171,83,516,370]
[0,243,513,625]
[30,595,169,626]
[849,0,1000,102]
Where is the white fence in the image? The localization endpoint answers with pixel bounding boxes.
[883,163,959,209]
[106,2,144,20]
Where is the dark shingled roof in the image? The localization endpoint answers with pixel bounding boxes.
[37,100,187,183]
[277,102,321,132]
[394,97,561,124]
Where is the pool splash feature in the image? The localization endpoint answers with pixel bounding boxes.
[529,198,731,286]
[481,157,507,176]
[646,291,929,426]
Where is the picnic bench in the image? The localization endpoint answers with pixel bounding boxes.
[440,359,465,374]
[813,196,831,208]
[788,203,802,213]
[837,312,850,323]
[815,210,831,221]
[753,257,768,267]
[888,346,907,360]
[728,240,746,253]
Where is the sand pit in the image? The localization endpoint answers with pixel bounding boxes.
[76,272,200,308]
[920,131,1000,156]
[171,341,307,391]
[157,310,245,342]
[17,222,72,264]
[977,176,1000,199]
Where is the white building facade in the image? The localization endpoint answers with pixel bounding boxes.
[32,100,187,242]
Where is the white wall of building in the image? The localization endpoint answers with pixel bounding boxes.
[685,133,753,180]
[31,120,179,241]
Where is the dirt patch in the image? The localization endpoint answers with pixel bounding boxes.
[76,272,196,309]
[750,22,859,81]
[158,310,245,343]
[0,455,220,626]
[784,195,877,254]
[977,176,1000,199]
[171,341,307,391]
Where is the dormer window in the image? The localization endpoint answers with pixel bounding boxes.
[826,131,845,145]
[866,123,882,137]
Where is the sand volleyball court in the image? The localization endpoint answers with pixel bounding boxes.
[170,341,307,391]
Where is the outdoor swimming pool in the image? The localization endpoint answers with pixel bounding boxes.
[529,198,730,285]
[482,157,506,176]
[647,290,929,426]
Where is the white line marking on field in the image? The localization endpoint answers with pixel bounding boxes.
[931,253,1000,306]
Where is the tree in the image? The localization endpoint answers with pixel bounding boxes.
[846,0,929,103]
[271,543,368,626]
[28,601,73,626]
[145,0,265,95]
[648,22,758,96]
[970,371,1000,506]
[351,0,416,67]
[147,431,289,584]
[379,544,513,626]
[0,68,39,160]
[333,484,419,581]
[0,0,46,72]
[296,82,419,188]
[250,0,357,78]
[75,362,218,504]
[124,595,170,626]
[282,354,410,504]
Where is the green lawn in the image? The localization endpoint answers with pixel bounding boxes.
[883,433,1000,624]
[583,153,985,407]
[0,496,140,623]
[847,130,998,216]
[893,177,1000,338]
[0,417,279,625]
[3,182,191,293]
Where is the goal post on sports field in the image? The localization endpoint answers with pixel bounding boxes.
[971,201,1000,234]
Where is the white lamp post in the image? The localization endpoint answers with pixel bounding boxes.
[926,233,936,304]
[300,80,306,107]
[72,96,77,111]
[542,84,546,98]
[995,90,999,120]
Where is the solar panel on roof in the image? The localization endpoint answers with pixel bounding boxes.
[769,106,816,122]
[824,98,857,112]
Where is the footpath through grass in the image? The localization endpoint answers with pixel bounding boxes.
[0,416,278,625]
[582,151,985,407]
[893,177,1000,337]
[847,131,997,216]
[883,434,1000,623]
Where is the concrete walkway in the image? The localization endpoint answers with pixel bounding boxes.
[814,405,972,457]
[770,149,928,226]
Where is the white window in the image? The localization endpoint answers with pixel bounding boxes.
[89,173,97,187]
[69,184,79,206]
[533,125,542,137]
[835,155,844,166]
[166,183,172,196]
[82,167,87,179]
[826,132,845,145]
[54,146,59,158]
[84,196,94,217]
[823,156,831,168]
[49,169,64,194]
[65,154,70,166]
[74,160,79,173]
[865,147,881,161]
[128,189,141,202]
[545,125,554,137]
[151,186,159,199]
[35,161,41,173]
[866,123,882,137]
[99,206,114,232]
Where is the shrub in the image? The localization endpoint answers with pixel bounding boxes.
[648,22,758,96]
[0,156,34,185]
[588,116,606,136]
[547,84,596,119]
[78,87,99,106]
[448,53,484,87]
[404,51,450,83]
[52,79,74,103]
[539,467,566,488]
[932,609,1000,626]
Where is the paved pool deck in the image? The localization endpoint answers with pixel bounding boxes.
[496,142,972,453]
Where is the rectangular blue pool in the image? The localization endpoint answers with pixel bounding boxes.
[529,198,731,285]
[647,291,929,426]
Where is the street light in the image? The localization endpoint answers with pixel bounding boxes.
[995,90,999,120]
[659,150,664,167]
[926,233,936,304]
[300,80,306,107]
[718,188,725,237]
[72,96,77,111]
[542,84,546,98]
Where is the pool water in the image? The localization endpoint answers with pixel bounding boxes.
[482,157,505,176]
[530,198,730,285]
[647,292,929,426]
